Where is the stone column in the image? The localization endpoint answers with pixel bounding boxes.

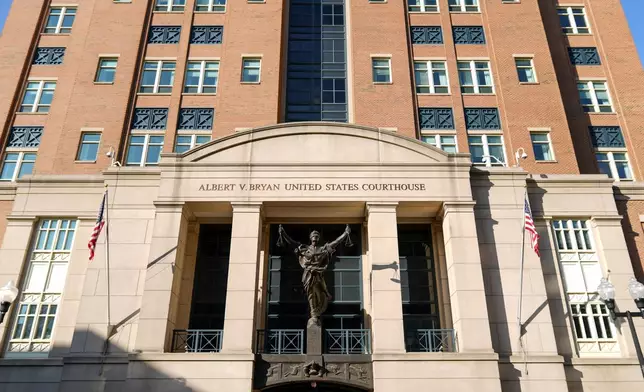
[442,201,494,353]
[221,202,263,354]
[366,202,405,354]
[135,202,188,353]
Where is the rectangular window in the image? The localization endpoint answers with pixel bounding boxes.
[515,58,536,83]
[414,60,448,94]
[241,58,261,83]
[458,60,493,94]
[95,58,118,83]
[468,134,505,166]
[76,133,101,162]
[372,58,392,83]
[552,219,617,354]
[44,7,76,34]
[19,81,56,113]
[408,0,438,13]
[422,134,457,153]
[140,60,176,94]
[155,0,186,12]
[125,134,165,166]
[558,6,590,35]
[0,152,37,181]
[184,61,219,93]
[577,81,613,113]
[530,133,554,161]
[7,219,77,356]
[449,0,479,12]
[175,133,211,153]
[195,0,226,12]
[595,152,632,181]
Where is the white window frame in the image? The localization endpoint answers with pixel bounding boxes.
[515,57,537,83]
[594,150,633,182]
[43,6,76,34]
[371,57,392,84]
[174,131,212,153]
[95,57,118,83]
[76,132,102,162]
[184,60,220,94]
[6,219,78,358]
[195,0,226,12]
[458,60,494,94]
[241,57,262,83]
[154,0,186,12]
[558,6,591,35]
[139,60,176,94]
[467,133,506,167]
[449,0,479,13]
[551,219,619,355]
[577,80,613,113]
[19,80,56,113]
[125,131,165,167]
[421,133,458,153]
[414,60,449,94]
[408,0,439,13]
[0,150,37,182]
[530,132,555,161]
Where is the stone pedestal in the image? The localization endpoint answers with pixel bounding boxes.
[307,323,322,355]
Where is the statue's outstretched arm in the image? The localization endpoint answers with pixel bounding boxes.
[327,225,351,249]
[278,225,301,247]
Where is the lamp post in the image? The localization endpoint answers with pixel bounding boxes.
[597,277,644,378]
[0,280,19,325]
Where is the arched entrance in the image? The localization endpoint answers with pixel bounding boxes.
[262,381,370,392]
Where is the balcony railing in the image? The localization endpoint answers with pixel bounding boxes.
[405,328,456,352]
[171,329,223,353]
[257,329,305,354]
[325,329,371,354]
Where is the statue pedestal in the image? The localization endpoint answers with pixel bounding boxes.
[307,322,322,355]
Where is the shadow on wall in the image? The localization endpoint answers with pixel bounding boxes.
[614,188,644,280]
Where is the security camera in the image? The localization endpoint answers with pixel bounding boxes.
[520,152,528,160]
[106,150,113,158]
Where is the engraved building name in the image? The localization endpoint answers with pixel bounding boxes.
[198,183,427,192]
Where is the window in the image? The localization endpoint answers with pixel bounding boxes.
[184,61,219,93]
[558,7,590,35]
[449,0,479,12]
[372,58,391,83]
[468,134,505,166]
[422,134,457,153]
[44,7,76,34]
[458,60,493,94]
[577,81,612,113]
[95,58,118,83]
[595,152,632,181]
[414,60,448,94]
[125,134,165,166]
[139,61,175,93]
[6,219,77,356]
[76,133,101,162]
[175,133,211,153]
[0,152,36,181]
[551,219,617,354]
[195,0,226,12]
[408,0,438,12]
[155,0,186,12]
[19,81,56,113]
[515,58,536,83]
[530,133,554,161]
[241,58,261,83]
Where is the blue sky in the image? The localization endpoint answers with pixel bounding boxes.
[0,0,642,63]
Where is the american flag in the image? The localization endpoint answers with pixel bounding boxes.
[88,192,106,261]
[524,196,540,257]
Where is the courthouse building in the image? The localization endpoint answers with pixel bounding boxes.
[1,0,644,391]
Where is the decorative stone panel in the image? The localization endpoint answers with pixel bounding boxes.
[411,26,443,44]
[453,26,486,44]
[419,108,455,130]
[465,108,501,130]
[190,26,224,44]
[33,47,65,65]
[132,108,169,130]
[589,126,625,148]
[7,127,43,148]
[148,26,181,44]
[178,108,214,130]
[569,47,601,65]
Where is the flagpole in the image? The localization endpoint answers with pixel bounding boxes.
[104,184,112,351]
[517,186,527,341]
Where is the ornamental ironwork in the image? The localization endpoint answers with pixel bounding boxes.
[171,329,222,353]
[465,108,501,130]
[419,108,454,130]
[453,26,485,44]
[148,26,181,44]
[589,126,625,148]
[33,48,65,65]
[569,47,601,65]
[411,26,443,44]
[190,26,224,44]
[178,108,214,130]
[132,108,169,130]
[7,127,43,148]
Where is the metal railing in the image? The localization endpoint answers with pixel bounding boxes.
[325,329,371,354]
[405,328,456,352]
[257,329,304,354]
[171,329,223,353]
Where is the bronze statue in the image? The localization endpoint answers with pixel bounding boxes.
[277,225,352,327]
